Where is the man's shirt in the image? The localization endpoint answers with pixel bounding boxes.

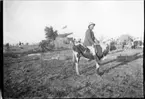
[83,29,95,46]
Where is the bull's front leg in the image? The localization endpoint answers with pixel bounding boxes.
[73,51,80,75]
[75,62,79,75]
[75,55,80,75]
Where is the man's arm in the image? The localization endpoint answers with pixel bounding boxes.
[91,32,100,45]
[90,31,100,45]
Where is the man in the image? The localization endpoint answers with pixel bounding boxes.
[83,22,102,64]
[122,40,126,50]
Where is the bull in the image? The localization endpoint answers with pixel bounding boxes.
[71,38,110,75]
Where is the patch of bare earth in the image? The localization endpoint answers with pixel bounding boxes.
[4,49,143,98]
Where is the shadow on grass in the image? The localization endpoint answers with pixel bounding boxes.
[101,59,117,66]
[98,52,143,76]
[81,52,142,76]
[109,49,124,54]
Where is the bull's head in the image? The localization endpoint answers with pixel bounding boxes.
[97,41,110,60]
[70,38,82,46]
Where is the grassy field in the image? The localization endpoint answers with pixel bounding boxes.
[3,47,144,98]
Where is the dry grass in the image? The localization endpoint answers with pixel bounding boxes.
[3,47,144,98]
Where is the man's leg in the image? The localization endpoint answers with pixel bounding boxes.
[94,45,103,60]
[94,53,101,65]
[86,46,93,61]
[87,46,101,65]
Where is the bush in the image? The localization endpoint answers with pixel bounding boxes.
[4,52,19,58]
[110,45,117,51]
[39,40,54,52]
[109,41,117,51]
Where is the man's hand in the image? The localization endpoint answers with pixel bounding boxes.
[95,39,100,45]
[93,42,96,46]
[95,39,100,43]
[93,43,97,46]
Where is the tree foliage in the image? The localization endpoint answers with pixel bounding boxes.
[45,26,58,40]
[38,26,58,52]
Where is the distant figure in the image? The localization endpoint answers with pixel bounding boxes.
[19,42,21,46]
[26,43,29,45]
[5,43,10,51]
[131,41,135,49]
[19,42,23,49]
[78,39,81,43]
[122,40,126,50]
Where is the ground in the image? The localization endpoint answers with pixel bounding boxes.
[3,47,144,98]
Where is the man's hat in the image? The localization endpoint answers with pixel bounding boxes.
[88,22,95,28]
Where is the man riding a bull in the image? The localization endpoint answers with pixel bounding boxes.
[83,22,103,64]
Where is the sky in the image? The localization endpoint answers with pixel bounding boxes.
[4,0,144,44]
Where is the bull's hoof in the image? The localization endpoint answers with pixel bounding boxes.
[76,72,80,75]
[88,59,92,62]
[96,69,104,76]
[77,74,80,76]
[96,68,102,76]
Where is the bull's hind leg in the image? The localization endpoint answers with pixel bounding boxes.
[95,61,100,70]
[95,61,101,75]
[75,62,79,75]
[94,55,100,74]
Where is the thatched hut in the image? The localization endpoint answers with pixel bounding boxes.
[54,33,73,49]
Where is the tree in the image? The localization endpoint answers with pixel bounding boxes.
[45,26,58,40]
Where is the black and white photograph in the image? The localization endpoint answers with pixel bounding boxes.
[3,0,144,98]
